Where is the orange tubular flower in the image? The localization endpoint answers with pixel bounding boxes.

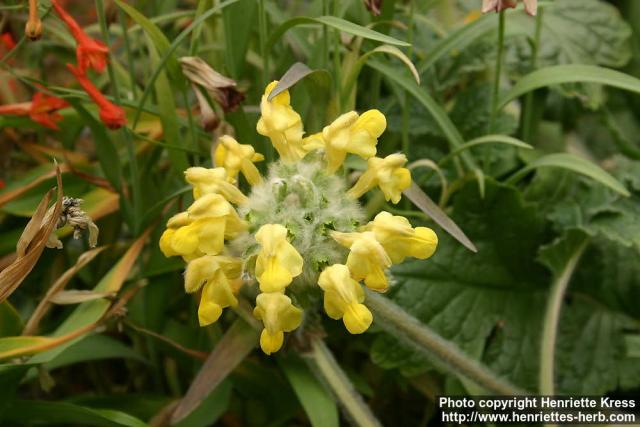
[0,92,69,130]
[51,0,109,73]
[67,64,126,129]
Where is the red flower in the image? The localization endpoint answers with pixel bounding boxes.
[67,64,126,129]
[0,92,69,130]
[51,0,109,73]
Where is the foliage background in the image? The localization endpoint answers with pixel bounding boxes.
[1,0,640,425]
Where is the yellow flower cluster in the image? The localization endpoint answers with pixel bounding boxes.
[160,81,438,355]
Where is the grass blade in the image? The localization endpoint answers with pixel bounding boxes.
[506,152,630,196]
[499,64,640,109]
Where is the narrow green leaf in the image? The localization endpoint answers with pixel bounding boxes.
[267,16,410,54]
[0,302,22,337]
[2,400,147,427]
[403,183,477,253]
[279,354,339,427]
[171,318,259,424]
[417,13,496,73]
[499,64,640,109]
[507,153,630,196]
[115,0,180,80]
[268,62,331,101]
[439,135,533,166]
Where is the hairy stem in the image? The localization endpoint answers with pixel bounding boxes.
[305,337,382,427]
[539,238,589,397]
[366,290,527,396]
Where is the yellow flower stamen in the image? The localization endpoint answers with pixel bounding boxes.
[318,264,373,334]
[255,224,304,293]
[214,135,264,185]
[253,292,303,355]
[256,81,307,162]
[347,154,411,204]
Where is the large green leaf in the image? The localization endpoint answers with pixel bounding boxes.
[372,180,549,389]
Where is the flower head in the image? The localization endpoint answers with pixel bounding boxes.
[320,110,386,173]
[52,0,109,72]
[255,224,304,293]
[159,81,438,355]
[0,92,69,130]
[214,135,264,185]
[257,81,306,162]
[347,153,411,204]
[67,64,126,129]
[318,264,372,334]
[482,0,537,16]
[253,292,303,355]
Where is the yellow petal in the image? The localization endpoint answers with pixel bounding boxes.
[184,255,218,293]
[259,329,284,355]
[171,225,200,256]
[343,304,373,334]
[159,229,178,257]
[198,299,222,326]
[257,256,293,292]
[193,218,225,255]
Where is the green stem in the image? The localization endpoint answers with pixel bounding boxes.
[521,7,544,143]
[539,238,589,398]
[118,8,138,98]
[366,291,527,396]
[401,0,415,156]
[332,0,341,111]
[258,0,269,86]
[488,9,506,135]
[305,338,381,427]
[95,0,141,233]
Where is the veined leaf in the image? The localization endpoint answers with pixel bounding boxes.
[507,153,630,197]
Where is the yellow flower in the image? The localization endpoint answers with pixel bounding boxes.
[317,264,373,334]
[159,194,247,260]
[214,135,264,185]
[321,110,386,174]
[331,230,392,291]
[347,153,411,204]
[256,81,306,162]
[184,166,248,204]
[185,255,242,326]
[253,292,303,355]
[363,212,438,264]
[255,224,303,292]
